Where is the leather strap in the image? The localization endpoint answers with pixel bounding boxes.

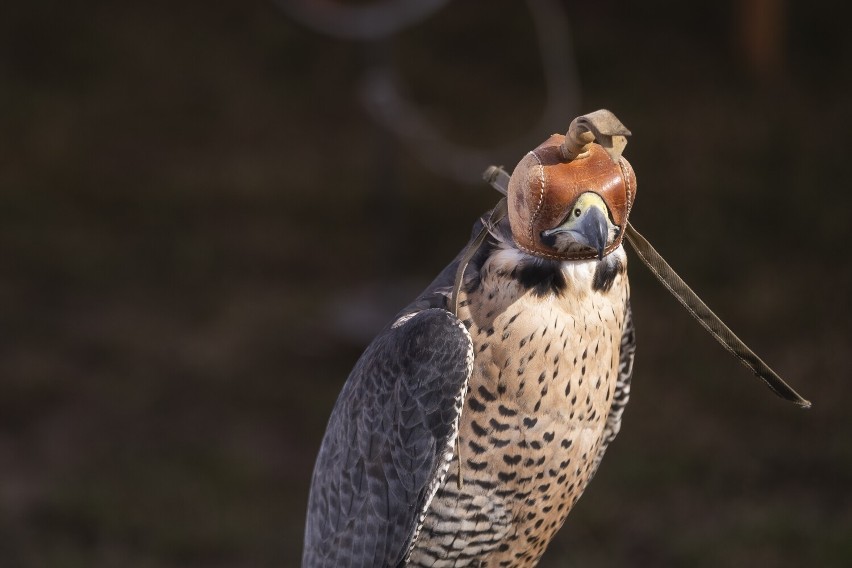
[449,190,509,490]
[624,223,811,408]
[482,165,810,408]
[449,197,508,318]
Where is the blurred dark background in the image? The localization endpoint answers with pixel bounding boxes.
[2,0,851,566]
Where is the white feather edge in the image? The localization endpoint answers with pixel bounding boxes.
[395,310,474,563]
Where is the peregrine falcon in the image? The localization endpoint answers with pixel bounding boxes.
[303,111,637,567]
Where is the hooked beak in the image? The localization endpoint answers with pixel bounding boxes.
[541,204,609,260]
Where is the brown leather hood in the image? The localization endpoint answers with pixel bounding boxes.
[507,133,637,261]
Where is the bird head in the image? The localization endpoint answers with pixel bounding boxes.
[540,192,619,260]
[506,109,637,261]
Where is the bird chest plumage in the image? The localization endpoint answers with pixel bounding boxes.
[406,244,631,568]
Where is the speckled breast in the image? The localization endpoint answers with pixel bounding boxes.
[407,254,629,568]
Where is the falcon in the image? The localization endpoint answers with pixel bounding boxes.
[303,110,637,567]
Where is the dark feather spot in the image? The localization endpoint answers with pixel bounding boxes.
[593,255,624,292]
[478,385,497,402]
[471,420,488,436]
[473,479,497,490]
[498,404,517,417]
[498,471,517,482]
[516,260,568,297]
[503,454,523,465]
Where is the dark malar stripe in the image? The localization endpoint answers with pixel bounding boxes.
[516,259,568,297]
[593,255,624,292]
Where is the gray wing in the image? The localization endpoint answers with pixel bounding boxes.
[592,297,635,473]
[302,308,473,568]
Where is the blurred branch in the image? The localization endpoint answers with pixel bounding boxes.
[360,0,581,183]
[280,0,581,184]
